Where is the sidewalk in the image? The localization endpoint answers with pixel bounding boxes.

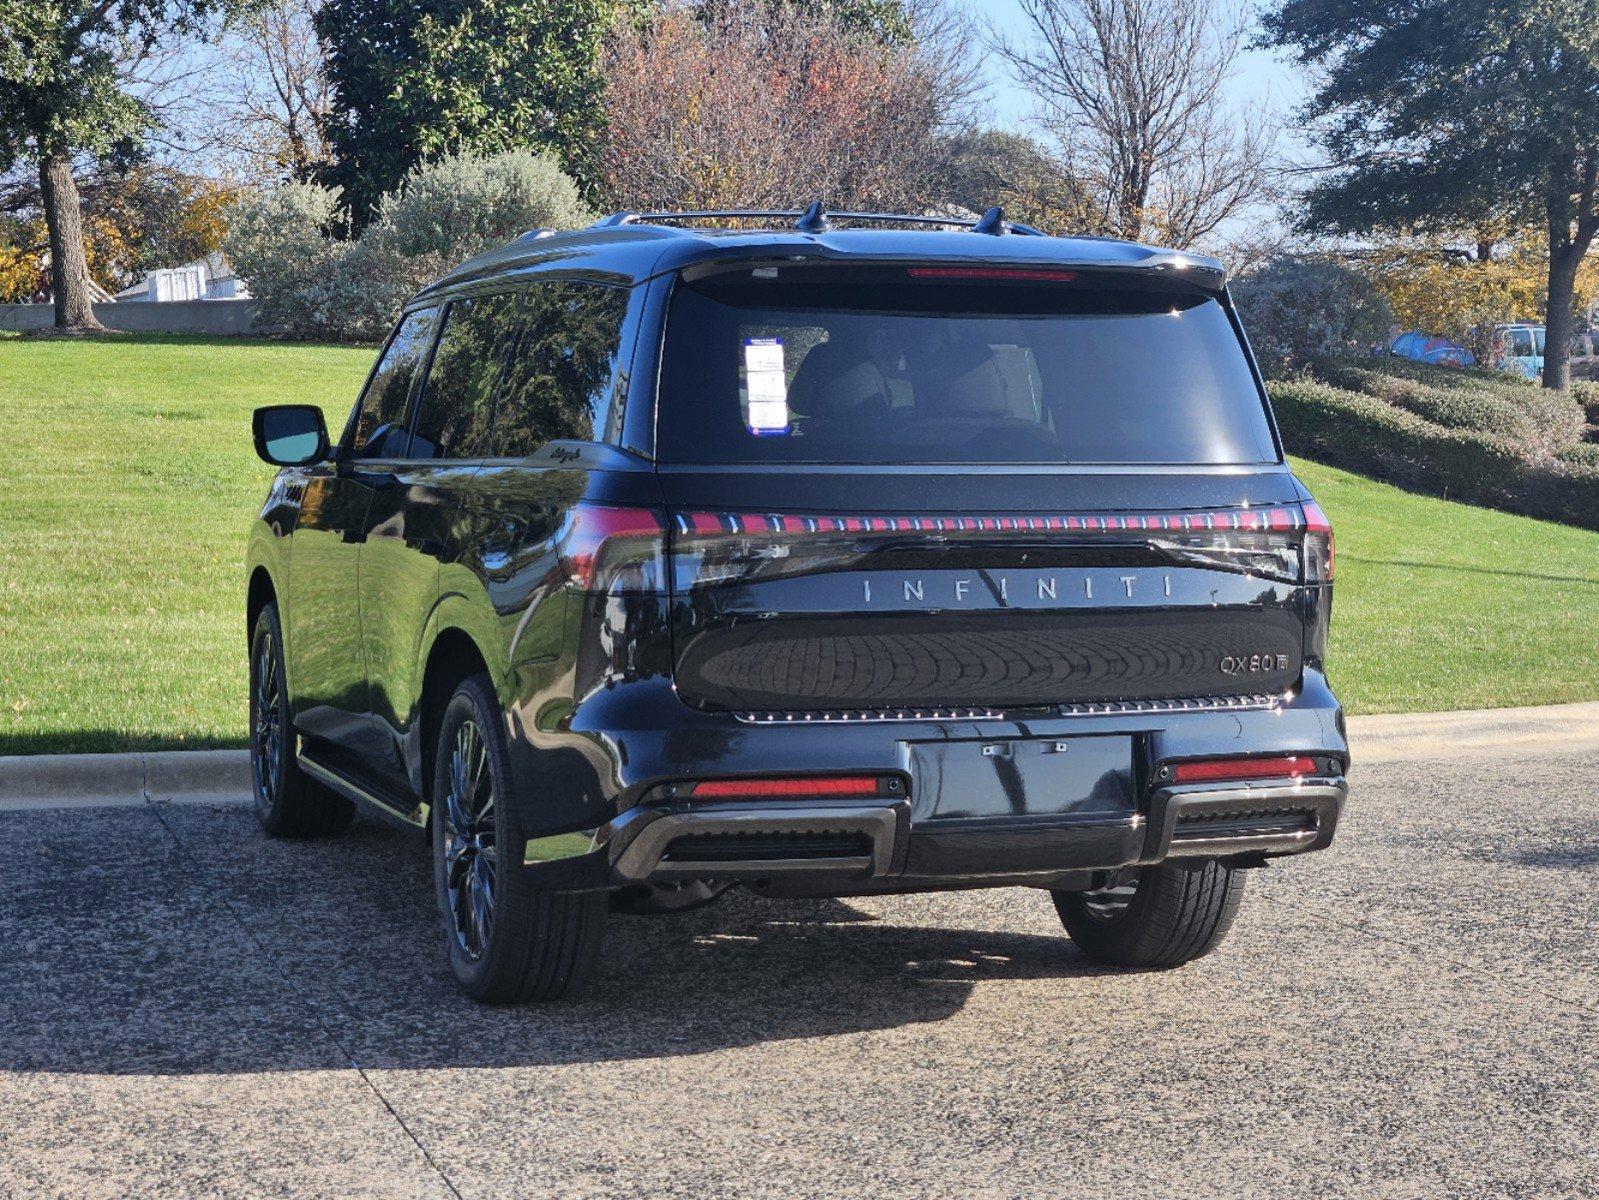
[3,701,1596,808]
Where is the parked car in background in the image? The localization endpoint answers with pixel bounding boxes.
[1390,330,1474,368]
[245,207,1348,1004]
[1488,323,1545,381]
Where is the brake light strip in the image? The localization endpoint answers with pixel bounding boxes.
[675,506,1312,536]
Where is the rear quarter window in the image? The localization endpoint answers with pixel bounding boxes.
[656,267,1278,466]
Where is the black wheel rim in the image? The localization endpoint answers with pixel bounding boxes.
[1080,870,1141,922]
[443,719,497,960]
[251,630,282,810]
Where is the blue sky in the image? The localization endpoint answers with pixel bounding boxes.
[969,0,1309,137]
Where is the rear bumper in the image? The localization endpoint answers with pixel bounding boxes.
[514,669,1348,892]
[528,775,1346,893]
[601,778,1342,883]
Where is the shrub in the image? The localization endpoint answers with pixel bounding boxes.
[1571,380,1599,428]
[227,149,591,341]
[1556,442,1599,468]
[224,181,356,341]
[1232,257,1393,375]
[1271,377,1599,530]
[1307,357,1584,460]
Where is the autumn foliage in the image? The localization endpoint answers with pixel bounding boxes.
[599,5,957,213]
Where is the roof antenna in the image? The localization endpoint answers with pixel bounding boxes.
[972,206,1009,236]
[795,201,831,233]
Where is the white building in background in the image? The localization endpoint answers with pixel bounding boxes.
[115,252,249,302]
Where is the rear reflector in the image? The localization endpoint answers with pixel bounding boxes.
[689,775,883,799]
[1171,756,1318,784]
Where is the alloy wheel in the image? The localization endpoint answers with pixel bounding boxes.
[442,719,497,960]
[1079,870,1141,921]
[251,630,282,809]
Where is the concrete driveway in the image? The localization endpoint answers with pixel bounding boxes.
[2,736,1596,1199]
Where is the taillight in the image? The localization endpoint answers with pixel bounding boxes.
[557,504,666,594]
[668,505,1329,590]
[1170,756,1319,784]
[1301,499,1334,583]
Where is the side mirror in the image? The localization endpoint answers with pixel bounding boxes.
[253,405,330,466]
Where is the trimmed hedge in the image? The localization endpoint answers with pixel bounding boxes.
[1307,358,1584,458]
[1271,376,1599,531]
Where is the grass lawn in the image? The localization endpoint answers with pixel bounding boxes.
[1,333,1597,754]
[0,334,370,754]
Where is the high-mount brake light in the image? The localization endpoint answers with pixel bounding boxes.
[688,776,885,799]
[1170,756,1318,784]
[558,503,666,594]
[907,267,1079,282]
[1300,499,1334,583]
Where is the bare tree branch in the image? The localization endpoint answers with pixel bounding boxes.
[986,0,1274,250]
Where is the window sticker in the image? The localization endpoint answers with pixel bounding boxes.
[742,337,790,435]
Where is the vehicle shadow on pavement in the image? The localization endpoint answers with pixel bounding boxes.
[0,805,1103,1077]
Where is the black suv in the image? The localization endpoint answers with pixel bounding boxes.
[247,207,1347,1003]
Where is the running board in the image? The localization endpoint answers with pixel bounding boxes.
[296,749,427,829]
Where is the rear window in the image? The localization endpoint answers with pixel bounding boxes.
[656,267,1278,465]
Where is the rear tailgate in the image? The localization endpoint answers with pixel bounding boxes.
[650,261,1329,716]
[660,469,1320,715]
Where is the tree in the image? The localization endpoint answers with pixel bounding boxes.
[600,2,976,213]
[0,164,236,298]
[315,0,636,227]
[935,128,1098,235]
[208,0,333,182]
[227,147,589,342]
[1263,0,1599,391]
[0,0,243,331]
[1232,257,1394,375]
[987,0,1273,250]
[1355,230,1599,362]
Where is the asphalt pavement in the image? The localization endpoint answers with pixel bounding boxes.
[2,741,1596,1199]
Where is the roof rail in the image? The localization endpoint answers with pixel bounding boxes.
[592,207,1047,236]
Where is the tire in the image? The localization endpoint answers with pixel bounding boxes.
[249,603,355,838]
[1053,860,1246,969]
[431,674,607,1004]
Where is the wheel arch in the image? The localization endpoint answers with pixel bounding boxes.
[417,624,495,809]
[247,566,277,642]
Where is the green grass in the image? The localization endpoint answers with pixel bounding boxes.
[0,335,1596,753]
[1294,457,1599,713]
[0,335,370,754]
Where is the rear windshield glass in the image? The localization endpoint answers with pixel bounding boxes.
[656,268,1278,465]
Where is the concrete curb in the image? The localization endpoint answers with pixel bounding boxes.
[1347,701,1599,764]
[2,701,1597,810]
[0,749,249,810]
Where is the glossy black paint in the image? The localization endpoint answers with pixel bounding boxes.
[246,223,1348,898]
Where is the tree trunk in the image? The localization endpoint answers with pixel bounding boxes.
[1542,246,1581,392]
[38,153,104,332]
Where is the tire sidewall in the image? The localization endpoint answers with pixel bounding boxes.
[249,606,292,825]
[432,679,523,993]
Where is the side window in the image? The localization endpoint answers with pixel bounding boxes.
[410,291,523,460]
[495,280,629,457]
[349,307,438,458]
